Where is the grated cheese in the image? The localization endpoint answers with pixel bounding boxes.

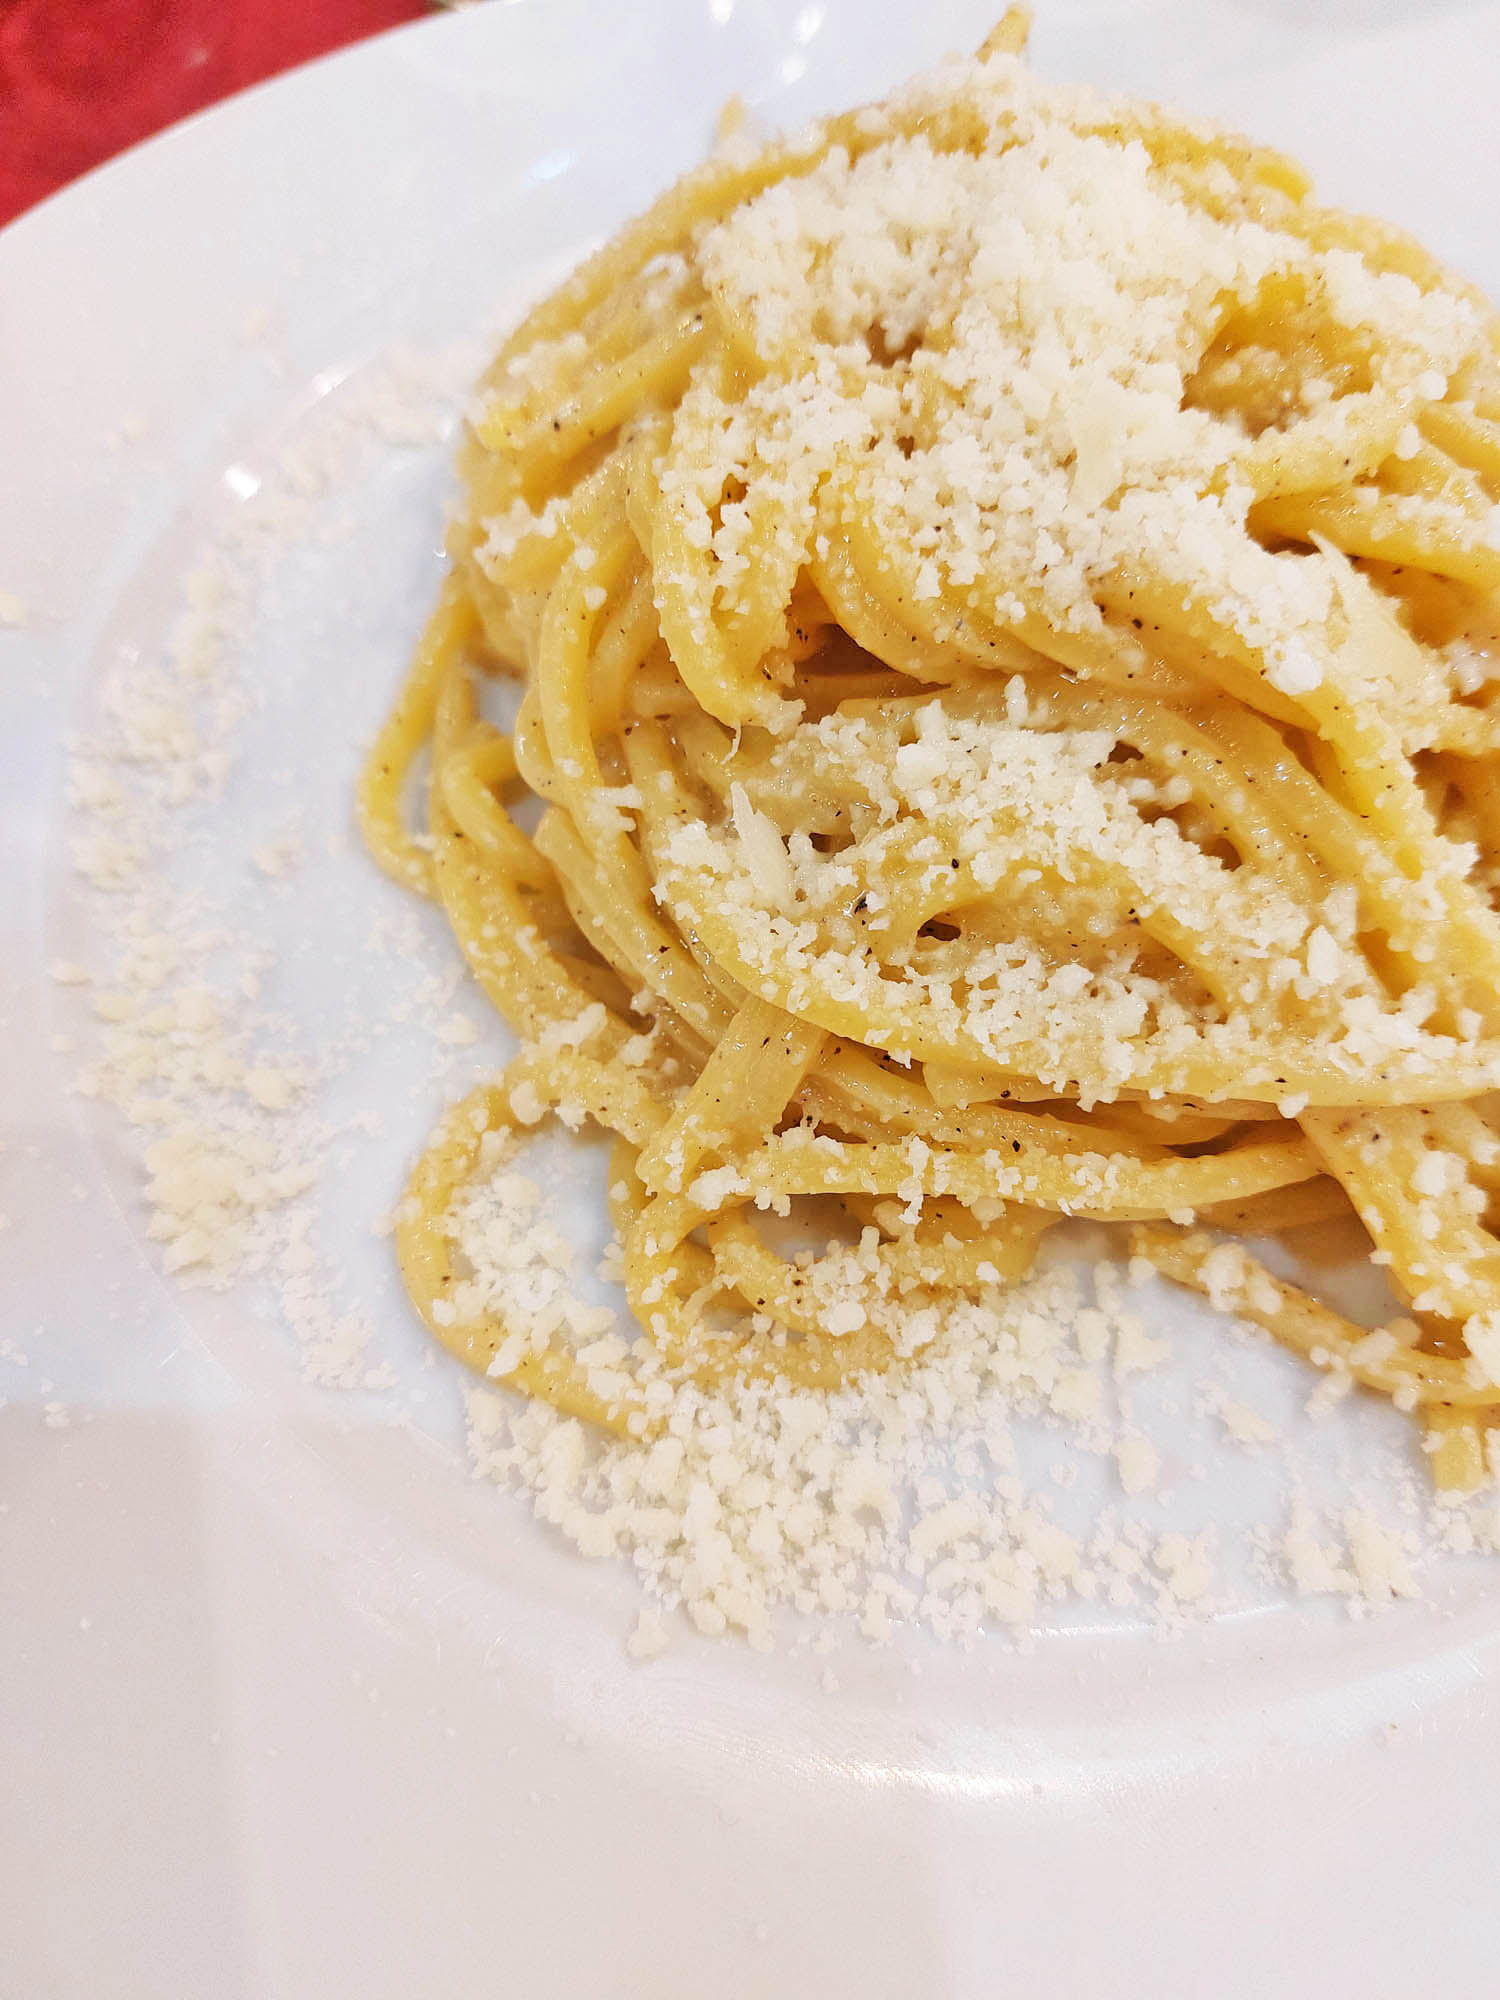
[56,152,1500,1657]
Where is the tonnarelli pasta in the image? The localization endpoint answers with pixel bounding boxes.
[361,12,1500,1488]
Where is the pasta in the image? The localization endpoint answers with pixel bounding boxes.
[360,10,1500,1491]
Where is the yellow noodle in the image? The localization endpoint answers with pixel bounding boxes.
[364,12,1500,1489]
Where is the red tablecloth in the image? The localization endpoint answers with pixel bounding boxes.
[0,0,429,227]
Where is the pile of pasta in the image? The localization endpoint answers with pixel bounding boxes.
[361,12,1500,1486]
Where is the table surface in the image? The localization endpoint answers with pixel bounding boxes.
[0,0,427,228]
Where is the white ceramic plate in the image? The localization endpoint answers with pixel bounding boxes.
[7,2,1500,1991]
